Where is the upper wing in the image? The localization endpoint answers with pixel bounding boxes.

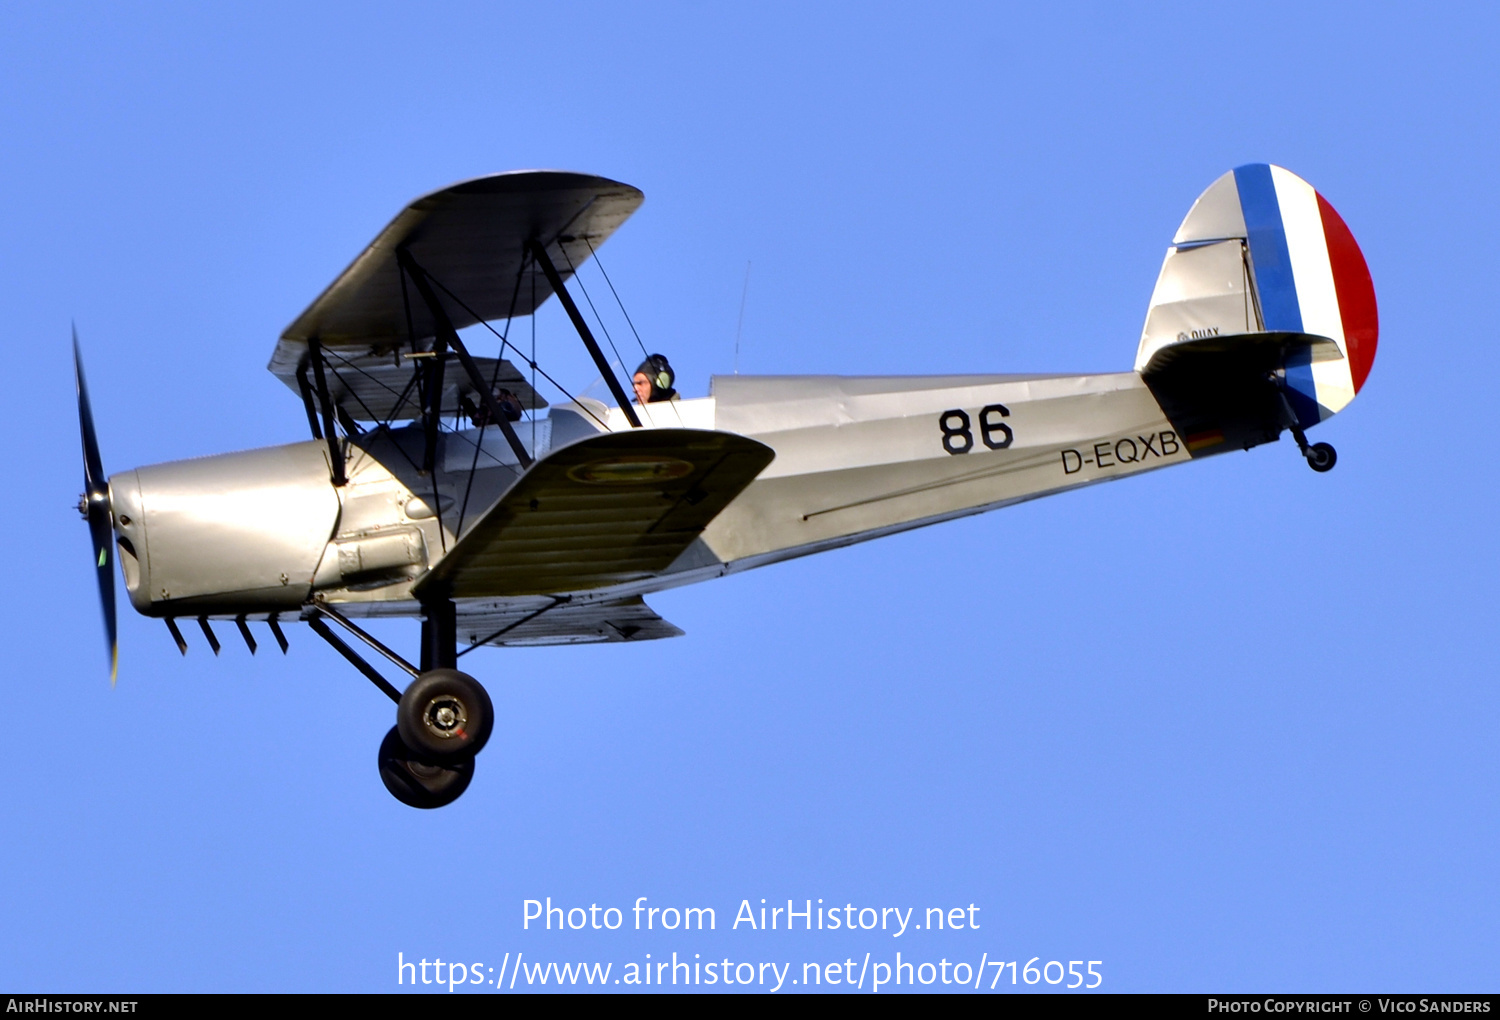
[268,170,643,379]
[415,428,775,599]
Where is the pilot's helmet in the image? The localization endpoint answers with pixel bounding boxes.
[635,354,677,402]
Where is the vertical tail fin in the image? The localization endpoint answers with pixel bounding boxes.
[1136,165,1378,428]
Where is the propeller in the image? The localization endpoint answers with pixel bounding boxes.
[74,327,117,684]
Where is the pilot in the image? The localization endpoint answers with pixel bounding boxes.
[632,354,678,404]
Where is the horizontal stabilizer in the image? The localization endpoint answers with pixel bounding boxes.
[457,595,684,648]
[1141,331,1341,456]
[416,428,775,599]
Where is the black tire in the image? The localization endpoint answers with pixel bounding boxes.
[378,727,473,809]
[397,669,494,761]
[1306,442,1337,473]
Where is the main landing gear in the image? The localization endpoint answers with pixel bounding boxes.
[397,668,494,760]
[308,597,492,809]
[379,668,493,808]
[378,726,474,808]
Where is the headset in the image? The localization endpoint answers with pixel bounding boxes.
[637,354,676,402]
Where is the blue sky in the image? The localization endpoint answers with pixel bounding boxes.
[3,1,1496,993]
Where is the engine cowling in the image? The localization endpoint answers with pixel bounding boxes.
[109,441,341,616]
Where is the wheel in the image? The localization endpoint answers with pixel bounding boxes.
[378,727,473,808]
[397,668,494,761]
[1306,442,1337,472]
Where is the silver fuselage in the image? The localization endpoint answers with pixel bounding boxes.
[108,371,1186,622]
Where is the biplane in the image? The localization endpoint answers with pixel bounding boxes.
[75,165,1377,807]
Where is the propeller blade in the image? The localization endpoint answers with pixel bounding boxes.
[74,329,117,684]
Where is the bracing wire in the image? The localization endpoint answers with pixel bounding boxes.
[456,264,526,538]
[457,596,568,656]
[558,243,631,379]
[424,269,612,432]
[584,237,652,361]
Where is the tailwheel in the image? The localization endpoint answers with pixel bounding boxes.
[1305,442,1337,473]
[397,668,494,761]
[378,727,473,809]
[1286,421,1337,474]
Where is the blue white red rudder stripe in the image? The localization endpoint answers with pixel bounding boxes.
[1136,164,1378,427]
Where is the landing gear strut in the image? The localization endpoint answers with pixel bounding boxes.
[309,596,492,809]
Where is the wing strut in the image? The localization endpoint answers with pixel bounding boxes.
[295,362,323,440]
[396,250,534,470]
[527,240,643,428]
[305,339,347,486]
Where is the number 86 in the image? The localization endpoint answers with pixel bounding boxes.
[939,404,1012,455]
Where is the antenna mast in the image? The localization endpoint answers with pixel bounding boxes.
[733,261,751,374]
